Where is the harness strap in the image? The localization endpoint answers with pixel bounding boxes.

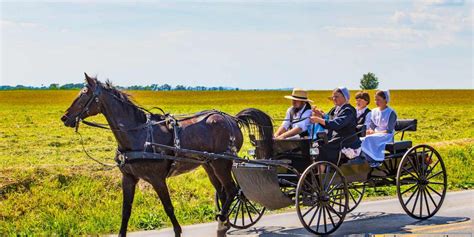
[116,151,208,167]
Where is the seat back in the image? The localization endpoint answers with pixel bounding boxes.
[395,119,417,132]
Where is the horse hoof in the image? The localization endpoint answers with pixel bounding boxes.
[217,220,230,237]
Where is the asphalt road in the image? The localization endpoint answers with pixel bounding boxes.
[126,190,473,236]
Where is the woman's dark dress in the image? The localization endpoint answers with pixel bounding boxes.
[318,104,361,164]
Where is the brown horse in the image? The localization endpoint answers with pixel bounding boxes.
[61,73,273,237]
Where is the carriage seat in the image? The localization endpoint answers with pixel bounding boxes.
[384,119,417,154]
[385,140,412,153]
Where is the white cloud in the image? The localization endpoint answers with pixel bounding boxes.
[326,0,470,49]
[0,20,39,29]
[415,0,465,7]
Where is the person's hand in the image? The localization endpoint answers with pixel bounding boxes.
[275,135,285,140]
[366,129,374,135]
[310,116,321,124]
[312,108,324,118]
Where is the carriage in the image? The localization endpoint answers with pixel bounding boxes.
[215,119,448,235]
[63,76,448,236]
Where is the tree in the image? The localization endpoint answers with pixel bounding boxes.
[360,72,379,90]
[49,83,60,90]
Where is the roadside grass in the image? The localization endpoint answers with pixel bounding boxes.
[0,89,472,235]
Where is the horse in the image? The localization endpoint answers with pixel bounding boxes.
[61,73,273,237]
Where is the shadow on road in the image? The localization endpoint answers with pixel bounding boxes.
[227,212,470,236]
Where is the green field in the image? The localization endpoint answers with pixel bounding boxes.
[0,89,473,235]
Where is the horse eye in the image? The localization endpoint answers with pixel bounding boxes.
[81,88,88,94]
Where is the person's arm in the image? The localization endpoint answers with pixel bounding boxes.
[275,108,291,137]
[292,109,312,132]
[386,111,397,134]
[274,126,287,137]
[276,127,303,139]
[323,107,353,130]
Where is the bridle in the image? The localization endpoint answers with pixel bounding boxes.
[73,85,103,132]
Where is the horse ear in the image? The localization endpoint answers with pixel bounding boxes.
[84,72,96,88]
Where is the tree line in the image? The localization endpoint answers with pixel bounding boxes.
[1,72,380,91]
[0,83,240,91]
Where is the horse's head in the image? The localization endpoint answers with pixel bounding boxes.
[61,73,103,128]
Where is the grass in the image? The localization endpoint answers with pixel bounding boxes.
[0,89,473,235]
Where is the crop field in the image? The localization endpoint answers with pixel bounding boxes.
[0,89,473,235]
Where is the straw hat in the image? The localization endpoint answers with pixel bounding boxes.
[284,88,313,102]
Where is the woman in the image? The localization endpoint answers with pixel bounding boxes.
[311,87,361,164]
[361,90,397,167]
[355,91,371,126]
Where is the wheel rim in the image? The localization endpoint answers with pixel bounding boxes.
[296,161,348,235]
[215,189,266,229]
[397,145,447,219]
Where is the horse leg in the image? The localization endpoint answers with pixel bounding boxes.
[202,164,226,213]
[150,178,182,237]
[210,160,238,237]
[119,174,138,237]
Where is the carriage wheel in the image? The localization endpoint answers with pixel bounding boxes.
[332,183,365,213]
[396,144,447,220]
[215,188,265,229]
[296,161,348,235]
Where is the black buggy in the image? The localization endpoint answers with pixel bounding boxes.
[216,119,448,235]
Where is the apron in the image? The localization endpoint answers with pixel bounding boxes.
[361,107,394,161]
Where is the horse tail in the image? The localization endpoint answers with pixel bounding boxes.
[235,108,273,158]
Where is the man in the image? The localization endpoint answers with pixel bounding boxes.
[274,88,313,139]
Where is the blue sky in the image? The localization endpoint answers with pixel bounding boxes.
[1,0,472,89]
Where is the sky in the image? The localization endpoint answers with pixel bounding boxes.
[0,0,472,89]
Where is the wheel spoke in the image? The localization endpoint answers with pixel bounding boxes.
[315,203,323,232]
[349,189,357,204]
[411,187,421,214]
[244,201,254,223]
[325,205,336,228]
[246,200,261,215]
[227,197,240,218]
[425,187,439,209]
[401,184,418,195]
[426,184,443,197]
[426,170,444,180]
[353,186,363,195]
[407,158,419,178]
[241,198,245,226]
[307,205,320,227]
[303,202,319,218]
[404,186,420,206]
[428,182,445,185]
[322,203,328,233]
[426,160,440,175]
[329,200,345,208]
[326,203,343,219]
[421,147,426,177]
[327,183,342,195]
[422,187,431,216]
[325,171,337,192]
[233,200,241,224]
[413,152,422,178]
[402,167,419,180]
[310,170,321,191]
[304,180,316,192]
[419,187,423,217]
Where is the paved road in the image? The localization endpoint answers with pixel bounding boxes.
[127,190,473,236]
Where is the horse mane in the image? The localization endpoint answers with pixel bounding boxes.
[102,79,134,104]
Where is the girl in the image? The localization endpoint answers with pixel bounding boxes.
[361,90,397,167]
